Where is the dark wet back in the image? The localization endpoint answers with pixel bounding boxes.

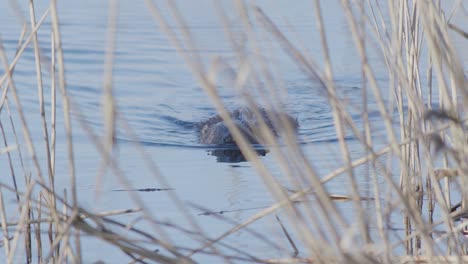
[198,107,298,145]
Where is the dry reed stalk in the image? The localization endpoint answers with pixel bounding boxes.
[146,0,416,260]
[28,0,53,189]
[0,144,17,154]
[244,5,349,256]
[28,2,55,261]
[49,0,76,207]
[72,216,187,264]
[0,8,49,93]
[25,201,32,262]
[94,0,118,202]
[1,207,142,228]
[125,0,468,261]
[143,1,293,258]
[36,192,43,263]
[275,215,299,257]
[256,4,410,260]
[28,2,215,257]
[34,60,197,261]
[59,189,68,262]
[146,1,341,259]
[343,1,440,256]
[157,0,274,178]
[357,0,383,253]
[218,16,333,260]
[1,34,44,262]
[313,0,371,246]
[399,255,468,263]
[6,180,35,264]
[71,107,189,258]
[115,110,225,258]
[57,189,72,263]
[421,1,467,254]
[246,0,461,260]
[0,35,44,187]
[27,179,162,264]
[58,97,196,261]
[421,6,464,248]
[0,122,20,202]
[262,257,313,264]
[50,27,57,188]
[43,209,79,263]
[2,22,37,261]
[4,100,28,187]
[0,192,10,257]
[49,0,82,261]
[448,23,468,39]
[253,7,352,254]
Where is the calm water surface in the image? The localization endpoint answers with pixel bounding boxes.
[0,0,466,262]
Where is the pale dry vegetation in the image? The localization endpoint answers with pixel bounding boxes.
[0,0,467,263]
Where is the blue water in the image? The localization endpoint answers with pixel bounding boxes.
[0,0,466,263]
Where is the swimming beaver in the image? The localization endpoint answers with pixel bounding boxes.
[198,107,298,145]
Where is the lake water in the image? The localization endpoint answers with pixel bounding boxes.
[0,0,466,263]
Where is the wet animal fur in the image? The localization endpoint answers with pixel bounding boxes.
[198,107,298,145]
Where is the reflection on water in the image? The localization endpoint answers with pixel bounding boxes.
[207,148,268,163]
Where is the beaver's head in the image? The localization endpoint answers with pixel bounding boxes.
[199,107,298,146]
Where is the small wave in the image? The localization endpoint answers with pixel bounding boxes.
[158,115,196,129]
[116,138,201,148]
